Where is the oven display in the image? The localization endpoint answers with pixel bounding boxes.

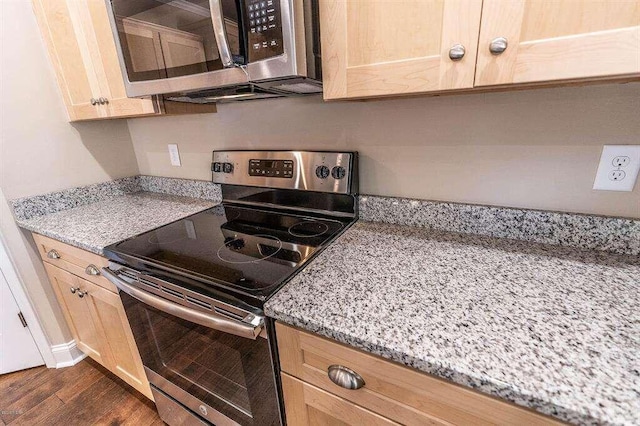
[249,159,293,178]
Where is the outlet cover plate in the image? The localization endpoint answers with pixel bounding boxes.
[593,145,640,191]
[168,144,181,166]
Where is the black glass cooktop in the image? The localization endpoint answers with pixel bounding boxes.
[105,205,347,300]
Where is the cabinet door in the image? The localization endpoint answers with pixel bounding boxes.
[475,0,640,86]
[31,0,159,121]
[43,263,107,365]
[82,279,153,400]
[320,0,483,100]
[32,0,103,121]
[281,374,398,426]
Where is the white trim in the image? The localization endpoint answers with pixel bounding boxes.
[51,340,86,368]
[0,232,57,368]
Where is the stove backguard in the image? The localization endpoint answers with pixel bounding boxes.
[212,150,358,218]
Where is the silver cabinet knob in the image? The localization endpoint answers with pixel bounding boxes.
[98,97,109,105]
[90,98,98,106]
[489,37,508,55]
[448,44,465,61]
[77,289,88,298]
[85,264,100,276]
[327,365,365,390]
[69,286,78,294]
[47,249,61,259]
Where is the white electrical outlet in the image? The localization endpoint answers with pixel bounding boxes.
[593,145,640,191]
[168,144,181,166]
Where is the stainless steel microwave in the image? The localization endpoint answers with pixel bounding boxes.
[104,0,321,102]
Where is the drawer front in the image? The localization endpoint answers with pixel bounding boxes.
[276,323,562,426]
[32,233,116,293]
[281,373,399,426]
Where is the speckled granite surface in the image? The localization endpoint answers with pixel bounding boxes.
[360,195,640,255]
[16,192,217,254]
[10,176,221,221]
[265,221,640,425]
[11,177,140,221]
[138,175,221,201]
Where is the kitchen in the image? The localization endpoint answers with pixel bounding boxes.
[0,0,638,425]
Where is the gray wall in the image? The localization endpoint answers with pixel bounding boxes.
[0,0,140,346]
[128,83,640,218]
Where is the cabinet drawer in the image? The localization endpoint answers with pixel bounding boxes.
[281,373,398,426]
[32,233,116,293]
[277,323,562,426]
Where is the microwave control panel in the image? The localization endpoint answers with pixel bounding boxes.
[245,0,284,61]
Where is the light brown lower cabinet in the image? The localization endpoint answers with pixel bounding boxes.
[281,373,398,426]
[277,322,563,426]
[37,235,152,400]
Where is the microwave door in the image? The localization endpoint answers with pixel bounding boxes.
[106,0,249,97]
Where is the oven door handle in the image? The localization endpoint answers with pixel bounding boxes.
[102,268,263,340]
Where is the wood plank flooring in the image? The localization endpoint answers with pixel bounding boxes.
[0,358,163,426]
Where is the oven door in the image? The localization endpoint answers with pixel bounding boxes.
[104,270,281,426]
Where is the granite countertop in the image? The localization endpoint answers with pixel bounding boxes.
[265,221,640,425]
[16,192,218,254]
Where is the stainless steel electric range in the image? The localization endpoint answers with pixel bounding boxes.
[102,150,358,426]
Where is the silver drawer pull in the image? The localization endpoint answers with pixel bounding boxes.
[47,249,61,259]
[85,264,100,276]
[327,365,365,390]
[77,290,88,298]
[70,286,78,294]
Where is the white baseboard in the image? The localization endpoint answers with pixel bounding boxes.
[51,340,86,368]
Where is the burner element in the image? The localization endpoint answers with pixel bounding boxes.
[288,220,330,238]
[217,234,283,264]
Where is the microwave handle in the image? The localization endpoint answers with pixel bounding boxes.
[102,267,263,340]
[209,0,234,67]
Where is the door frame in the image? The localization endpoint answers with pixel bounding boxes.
[0,234,56,368]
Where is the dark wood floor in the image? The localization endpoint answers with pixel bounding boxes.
[0,358,164,426]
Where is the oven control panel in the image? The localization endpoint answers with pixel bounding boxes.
[212,150,357,194]
[248,159,294,178]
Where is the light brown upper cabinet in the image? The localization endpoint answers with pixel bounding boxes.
[320,0,640,100]
[32,0,160,121]
[475,0,640,86]
[320,0,483,100]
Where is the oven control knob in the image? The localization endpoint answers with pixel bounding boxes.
[223,162,234,173]
[331,166,346,180]
[315,165,330,179]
